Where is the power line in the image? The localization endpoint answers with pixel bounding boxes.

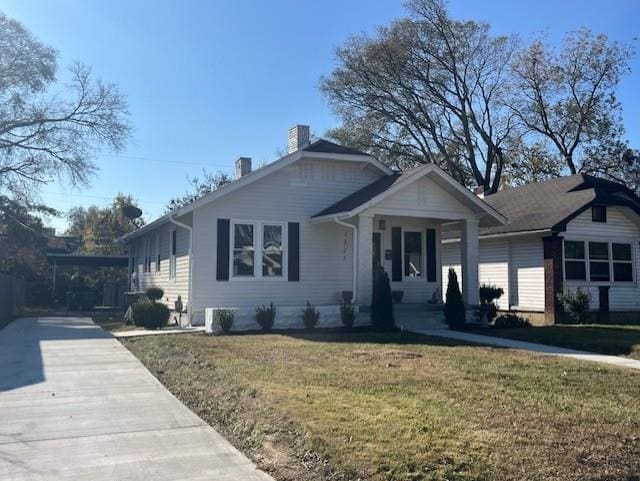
[101,154,230,168]
[42,191,167,205]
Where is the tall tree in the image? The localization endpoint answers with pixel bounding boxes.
[165,170,231,212]
[511,29,633,176]
[0,12,131,199]
[0,196,55,279]
[321,0,518,193]
[66,194,144,255]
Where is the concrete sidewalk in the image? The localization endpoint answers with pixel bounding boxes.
[410,326,640,371]
[0,317,273,481]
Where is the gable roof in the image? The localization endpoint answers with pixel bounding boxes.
[116,138,392,243]
[312,163,507,226]
[444,174,640,239]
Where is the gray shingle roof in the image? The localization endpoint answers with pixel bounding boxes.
[302,139,368,156]
[442,174,640,238]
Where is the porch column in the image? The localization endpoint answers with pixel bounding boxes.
[460,218,479,308]
[356,213,373,306]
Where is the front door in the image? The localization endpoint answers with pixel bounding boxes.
[372,232,382,269]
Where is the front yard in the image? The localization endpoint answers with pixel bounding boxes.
[123,330,640,481]
[470,324,640,360]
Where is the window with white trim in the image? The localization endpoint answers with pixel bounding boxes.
[563,239,634,283]
[612,243,633,282]
[233,223,255,277]
[588,241,609,282]
[231,221,286,279]
[403,231,423,278]
[262,224,283,277]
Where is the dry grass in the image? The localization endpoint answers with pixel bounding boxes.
[123,330,640,481]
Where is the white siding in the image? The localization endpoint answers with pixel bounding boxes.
[374,176,473,219]
[563,206,640,311]
[441,241,463,296]
[129,220,190,310]
[509,237,544,311]
[478,239,509,309]
[442,239,510,309]
[191,159,383,323]
[442,235,543,311]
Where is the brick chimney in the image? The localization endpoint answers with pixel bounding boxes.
[288,125,310,154]
[235,157,252,179]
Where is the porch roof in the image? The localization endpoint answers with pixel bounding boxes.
[311,164,507,226]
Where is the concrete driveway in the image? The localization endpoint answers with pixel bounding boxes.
[0,317,273,481]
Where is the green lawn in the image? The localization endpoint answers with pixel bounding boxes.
[123,330,640,481]
[470,324,640,360]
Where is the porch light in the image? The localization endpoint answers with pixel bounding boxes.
[378,219,386,231]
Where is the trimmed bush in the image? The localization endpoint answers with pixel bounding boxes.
[301,301,320,330]
[340,299,356,329]
[131,301,170,330]
[493,313,530,328]
[214,309,235,333]
[255,302,277,330]
[444,268,466,329]
[558,288,591,324]
[371,266,394,330]
[478,284,504,323]
[146,287,164,303]
[391,290,404,304]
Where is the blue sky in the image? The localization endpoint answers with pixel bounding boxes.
[2,0,639,232]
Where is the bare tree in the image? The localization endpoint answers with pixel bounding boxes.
[511,29,633,175]
[165,170,231,212]
[321,0,518,193]
[0,13,131,199]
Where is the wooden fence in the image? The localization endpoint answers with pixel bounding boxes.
[0,273,26,324]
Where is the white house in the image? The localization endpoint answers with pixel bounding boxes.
[442,175,640,325]
[117,125,505,328]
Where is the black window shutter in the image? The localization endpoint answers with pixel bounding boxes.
[426,228,437,282]
[288,222,300,281]
[216,219,230,281]
[391,227,402,282]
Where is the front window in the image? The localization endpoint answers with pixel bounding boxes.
[233,223,255,276]
[564,240,586,280]
[612,243,633,282]
[588,242,609,282]
[262,224,283,277]
[564,239,634,283]
[404,231,423,278]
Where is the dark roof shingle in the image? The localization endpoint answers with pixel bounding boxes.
[443,174,640,238]
[302,139,368,156]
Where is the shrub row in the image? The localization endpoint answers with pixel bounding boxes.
[210,299,359,334]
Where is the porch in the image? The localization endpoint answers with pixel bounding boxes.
[310,164,507,326]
